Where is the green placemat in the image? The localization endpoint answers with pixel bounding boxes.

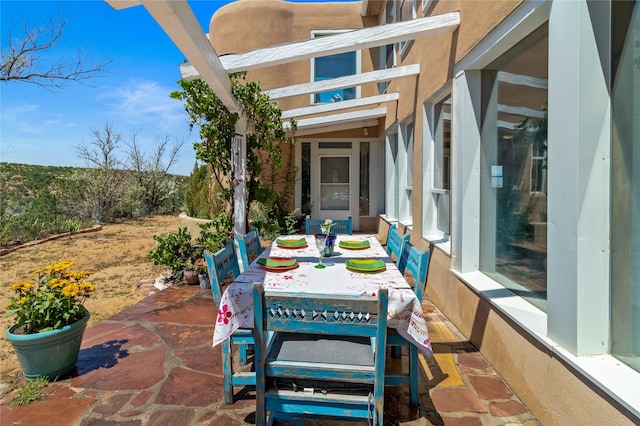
[257,257,297,267]
[275,237,307,246]
[345,259,386,271]
[339,240,370,249]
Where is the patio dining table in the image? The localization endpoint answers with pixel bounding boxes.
[212,234,433,358]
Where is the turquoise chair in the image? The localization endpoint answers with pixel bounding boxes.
[305,215,352,235]
[253,284,388,425]
[387,241,430,407]
[235,227,262,272]
[204,245,255,405]
[386,224,409,262]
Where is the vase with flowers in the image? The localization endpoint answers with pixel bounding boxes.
[5,261,96,380]
[318,219,337,257]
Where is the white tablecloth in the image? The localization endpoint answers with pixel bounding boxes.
[213,234,432,357]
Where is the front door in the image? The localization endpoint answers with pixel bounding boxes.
[312,153,352,221]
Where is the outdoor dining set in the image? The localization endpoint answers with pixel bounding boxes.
[204,217,431,425]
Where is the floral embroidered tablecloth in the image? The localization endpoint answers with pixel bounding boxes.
[213,234,432,357]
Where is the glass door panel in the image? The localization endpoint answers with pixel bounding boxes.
[319,156,350,215]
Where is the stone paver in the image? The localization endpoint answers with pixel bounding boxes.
[0,286,539,425]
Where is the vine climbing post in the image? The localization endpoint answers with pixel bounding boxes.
[233,116,248,235]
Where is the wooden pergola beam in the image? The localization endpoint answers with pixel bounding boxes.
[180,11,459,78]
[105,0,241,114]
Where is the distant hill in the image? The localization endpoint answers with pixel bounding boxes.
[0,162,188,245]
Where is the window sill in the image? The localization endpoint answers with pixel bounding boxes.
[424,233,450,255]
[452,270,640,419]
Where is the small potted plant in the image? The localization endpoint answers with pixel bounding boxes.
[147,226,198,282]
[194,257,210,289]
[5,260,96,380]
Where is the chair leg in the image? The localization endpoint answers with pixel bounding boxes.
[408,345,419,407]
[221,340,234,404]
[239,343,248,366]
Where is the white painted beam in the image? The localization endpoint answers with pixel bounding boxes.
[281,93,399,119]
[294,119,381,136]
[105,0,140,9]
[266,64,420,100]
[180,12,459,78]
[284,107,387,132]
[105,0,240,114]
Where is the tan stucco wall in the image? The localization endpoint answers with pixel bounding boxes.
[425,247,637,425]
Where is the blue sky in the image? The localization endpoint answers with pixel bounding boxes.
[1,0,239,175]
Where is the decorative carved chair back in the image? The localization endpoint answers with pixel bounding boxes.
[204,245,241,306]
[305,215,353,235]
[235,227,262,272]
[386,224,409,262]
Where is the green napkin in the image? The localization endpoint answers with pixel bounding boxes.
[339,239,370,248]
[345,259,386,271]
[257,257,297,267]
[275,237,307,246]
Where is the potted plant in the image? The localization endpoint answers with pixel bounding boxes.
[147,226,199,282]
[194,257,210,289]
[5,260,96,380]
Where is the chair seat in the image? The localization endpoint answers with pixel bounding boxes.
[271,333,374,366]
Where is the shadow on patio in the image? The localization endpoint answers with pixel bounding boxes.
[0,285,538,425]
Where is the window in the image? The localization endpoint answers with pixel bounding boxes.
[434,95,451,236]
[423,92,451,242]
[385,132,399,220]
[311,31,360,104]
[401,120,414,223]
[301,142,311,214]
[360,142,371,216]
[379,1,397,94]
[399,0,417,52]
[479,23,548,311]
[611,1,640,373]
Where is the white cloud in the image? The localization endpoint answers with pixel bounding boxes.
[1,103,44,135]
[100,79,187,134]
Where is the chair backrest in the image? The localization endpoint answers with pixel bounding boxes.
[396,242,430,301]
[305,215,353,235]
[235,227,262,271]
[252,283,388,424]
[386,224,409,261]
[204,245,241,306]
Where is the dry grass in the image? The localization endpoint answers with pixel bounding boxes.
[0,214,181,378]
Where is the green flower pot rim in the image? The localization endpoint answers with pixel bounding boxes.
[6,312,91,342]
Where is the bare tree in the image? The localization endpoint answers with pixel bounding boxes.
[76,122,123,169]
[75,122,125,222]
[0,16,111,88]
[125,132,185,214]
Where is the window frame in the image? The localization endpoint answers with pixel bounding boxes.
[422,87,452,247]
[309,30,362,105]
[451,0,639,414]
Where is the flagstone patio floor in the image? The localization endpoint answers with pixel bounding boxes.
[0,285,539,425]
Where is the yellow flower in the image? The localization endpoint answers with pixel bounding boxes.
[62,283,79,298]
[10,282,32,291]
[80,282,96,292]
[17,296,29,305]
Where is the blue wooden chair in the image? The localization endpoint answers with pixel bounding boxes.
[253,283,388,425]
[235,227,262,272]
[204,246,255,405]
[386,224,409,262]
[305,215,353,235]
[386,241,430,407]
